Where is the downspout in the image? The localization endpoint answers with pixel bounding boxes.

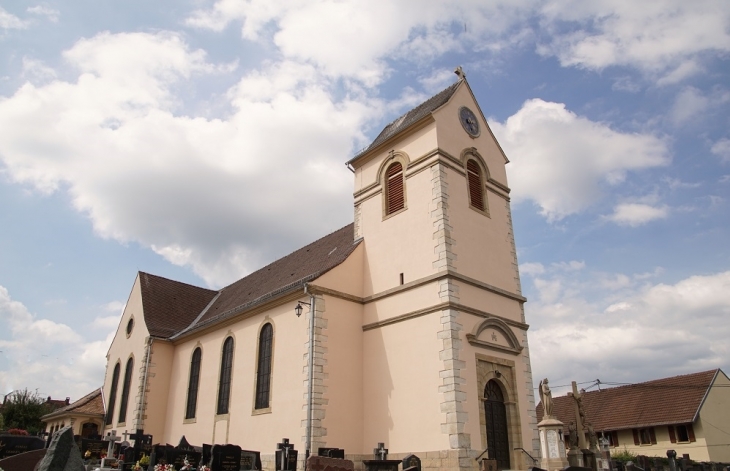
[136,337,153,434]
[303,284,316,468]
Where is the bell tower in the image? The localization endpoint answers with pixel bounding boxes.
[349,76,539,470]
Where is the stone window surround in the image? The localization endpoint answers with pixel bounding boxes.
[460,148,490,218]
[183,342,203,423]
[378,150,410,220]
[215,332,236,417]
[252,317,276,415]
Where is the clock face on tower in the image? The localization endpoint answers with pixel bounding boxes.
[459,106,480,137]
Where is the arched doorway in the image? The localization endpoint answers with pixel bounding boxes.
[81,422,99,439]
[484,380,510,469]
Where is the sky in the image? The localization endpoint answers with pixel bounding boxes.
[0,0,728,402]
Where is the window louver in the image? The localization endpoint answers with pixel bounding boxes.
[386,162,404,214]
[467,159,484,211]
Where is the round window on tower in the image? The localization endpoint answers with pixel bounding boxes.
[126,317,134,337]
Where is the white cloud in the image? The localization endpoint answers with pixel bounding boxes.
[670,86,710,125]
[520,262,546,276]
[91,315,121,331]
[493,99,670,220]
[0,286,109,398]
[527,267,730,388]
[711,138,730,163]
[21,57,57,84]
[0,6,27,29]
[103,301,125,313]
[0,32,381,287]
[186,0,534,85]
[606,203,669,227]
[27,5,59,22]
[537,0,730,81]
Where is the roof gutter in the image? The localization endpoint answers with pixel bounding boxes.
[693,368,719,422]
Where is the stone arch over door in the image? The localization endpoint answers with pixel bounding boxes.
[475,354,525,470]
[81,421,99,438]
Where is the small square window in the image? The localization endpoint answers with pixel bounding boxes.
[676,425,690,443]
[639,428,653,445]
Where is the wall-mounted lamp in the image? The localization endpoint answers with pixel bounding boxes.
[295,301,311,317]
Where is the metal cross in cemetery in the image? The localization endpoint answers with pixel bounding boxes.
[374,443,388,461]
[104,430,122,458]
[278,438,295,471]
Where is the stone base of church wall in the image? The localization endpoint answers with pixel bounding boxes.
[261,450,481,471]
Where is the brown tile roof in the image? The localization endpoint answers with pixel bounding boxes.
[184,223,360,334]
[139,272,218,338]
[41,388,104,421]
[348,80,462,163]
[536,369,721,431]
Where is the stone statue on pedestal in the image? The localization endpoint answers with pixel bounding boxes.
[539,378,554,418]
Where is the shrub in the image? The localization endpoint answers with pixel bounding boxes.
[612,449,638,464]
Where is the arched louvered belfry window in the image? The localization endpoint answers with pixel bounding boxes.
[185,347,202,419]
[105,362,120,425]
[385,162,405,215]
[117,357,134,424]
[255,323,274,410]
[467,158,485,211]
[217,337,234,415]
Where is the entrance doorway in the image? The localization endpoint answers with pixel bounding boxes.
[484,380,510,469]
[81,422,99,439]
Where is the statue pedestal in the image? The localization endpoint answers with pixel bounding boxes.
[538,417,569,471]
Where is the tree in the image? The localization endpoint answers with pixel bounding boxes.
[0,410,5,430]
[1,389,51,434]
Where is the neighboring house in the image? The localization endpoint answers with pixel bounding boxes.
[41,388,104,438]
[536,369,730,463]
[101,75,540,471]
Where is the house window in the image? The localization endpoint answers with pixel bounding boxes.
[185,347,202,419]
[607,431,619,447]
[670,424,695,443]
[118,357,134,424]
[105,362,120,425]
[633,427,656,445]
[217,337,234,415]
[254,323,274,410]
[466,159,485,211]
[385,162,405,215]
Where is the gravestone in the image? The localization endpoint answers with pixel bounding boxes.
[240,449,261,470]
[362,443,400,471]
[172,437,202,470]
[37,425,85,471]
[402,454,421,471]
[275,438,297,471]
[0,434,46,459]
[203,444,212,467]
[318,448,345,459]
[307,455,354,471]
[211,444,242,471]
[81,437,106,460]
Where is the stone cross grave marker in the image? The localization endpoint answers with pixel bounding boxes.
[374,443,387,461]
[276,438,297,471]
[104,430,122,458]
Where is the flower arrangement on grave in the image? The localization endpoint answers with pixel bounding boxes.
[7,428,28,436]
[139,453,150,467]
[199,466,210,471]
[84,450,92,459]
[153,464,175,471]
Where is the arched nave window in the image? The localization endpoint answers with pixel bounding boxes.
[254,323,273,410]
[185,347,202,419]
[118,357,134,424]
[217,337,234,415]
[105,362,120,425]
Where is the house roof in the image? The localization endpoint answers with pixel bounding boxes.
[348,79,462,164]
[188,223,360,331]
[139,272,218,338]
[536,369,721,431]
[138,224,360,340]
[41,388,104,421]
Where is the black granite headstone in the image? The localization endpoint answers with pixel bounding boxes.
[240,449,261,470]
[318,448,345,459]
[172,437,201,471]
[211,444,242,471]
[81,438,107,460]
[276,439,297,471]
[0,434,46,458]
[402,454,421,471]
[203,444,212,467]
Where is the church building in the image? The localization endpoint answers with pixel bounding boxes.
[101,75,539,471]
